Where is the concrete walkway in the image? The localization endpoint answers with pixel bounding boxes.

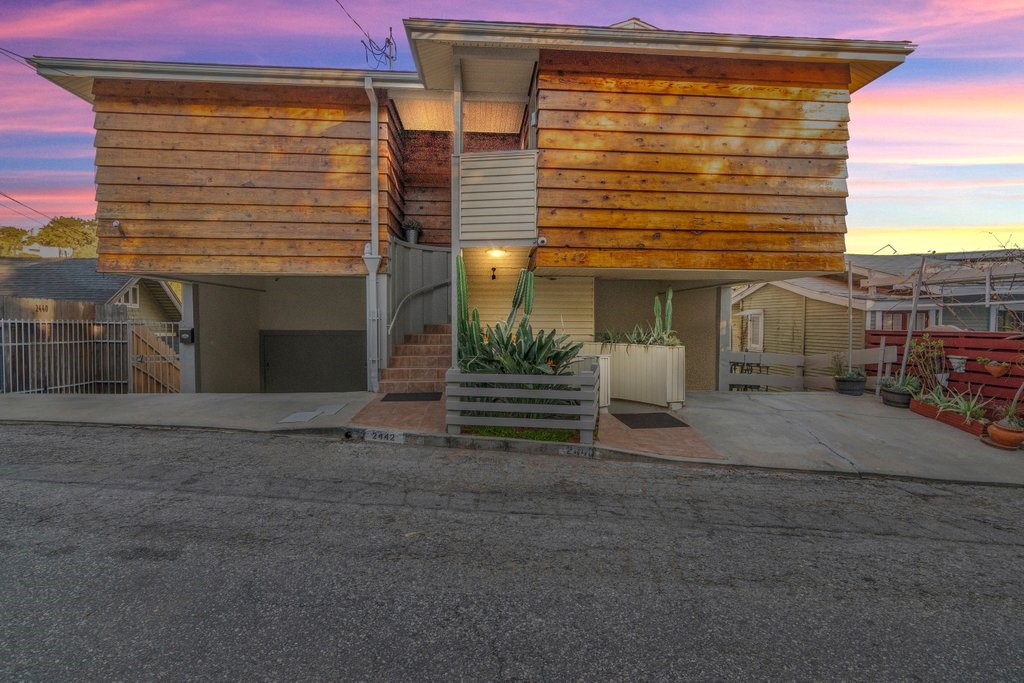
[1,390,1022,485]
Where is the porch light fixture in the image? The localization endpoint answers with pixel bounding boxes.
[487,248,507,258]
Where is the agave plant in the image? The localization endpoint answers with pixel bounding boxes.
[456,255,582,375]
[599,287,679,346]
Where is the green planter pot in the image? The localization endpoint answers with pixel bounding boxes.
[880,387,913,408]
[834,376,866,396]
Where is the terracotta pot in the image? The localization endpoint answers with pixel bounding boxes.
[986,422,1024,448]
[985,363,1010,378]
[909,399,985,436]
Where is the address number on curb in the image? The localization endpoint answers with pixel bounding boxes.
[559,445,595,458]
[365,429,406,444]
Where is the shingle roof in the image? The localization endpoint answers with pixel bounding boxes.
[0,258,132,304]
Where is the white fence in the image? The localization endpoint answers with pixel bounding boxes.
[0,319,180,394]
[387,239,450,358]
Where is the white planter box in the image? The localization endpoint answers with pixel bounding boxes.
[580,343,686,408]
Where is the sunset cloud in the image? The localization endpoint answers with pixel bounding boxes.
[1,0,1022,250]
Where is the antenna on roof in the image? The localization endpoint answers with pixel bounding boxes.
[872,243,897,255]
[331,1,397,70]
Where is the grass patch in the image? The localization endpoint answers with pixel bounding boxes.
[464,425,579,442]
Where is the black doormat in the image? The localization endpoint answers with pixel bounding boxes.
[382,392,442,402]
[612,412,688,429]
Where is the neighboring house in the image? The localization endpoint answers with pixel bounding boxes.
[32,17,913,393]
[0,257,181,322]
[731,251,1024,360]
[19,245,73,259]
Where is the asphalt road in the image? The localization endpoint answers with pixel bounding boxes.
[1,423,1022,681]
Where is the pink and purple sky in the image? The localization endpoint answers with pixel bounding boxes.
[1,0,1022,254]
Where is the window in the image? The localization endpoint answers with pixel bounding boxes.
[740,310,764,352]
[880,311,929,331]
[115,284,140,308]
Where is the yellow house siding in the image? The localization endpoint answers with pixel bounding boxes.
[463,249,594,341]
[733,284,805,376]
[803,297,865,377]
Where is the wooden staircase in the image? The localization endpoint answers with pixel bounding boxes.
[379,323,451,394]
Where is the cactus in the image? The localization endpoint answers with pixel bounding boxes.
[455,260,580,374]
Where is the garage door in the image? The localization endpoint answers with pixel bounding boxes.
[260,331,366,392]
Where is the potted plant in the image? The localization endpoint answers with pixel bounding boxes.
[907,334,947,393]
[402,218,422,244]
[582,287,686,408]
[948,355,968,373]
[983,381,1024,449]
[910,386,990,436]
[976,356,1010,377]
[829,351,866,396]
[879,374,920,408]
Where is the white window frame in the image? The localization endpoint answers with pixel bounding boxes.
[740,309,764,352]
[116,284,140,308]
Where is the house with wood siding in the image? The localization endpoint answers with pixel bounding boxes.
[31,17,913,393]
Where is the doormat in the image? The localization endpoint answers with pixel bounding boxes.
[382,392,442,402]
[612,412,688,429]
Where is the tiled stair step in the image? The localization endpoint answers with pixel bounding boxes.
[389,354,449,369]
[404,333,451,345]
[380,367,447,381]
[392,343,449,357]
[423,323,451,334]
[378,379,445,393]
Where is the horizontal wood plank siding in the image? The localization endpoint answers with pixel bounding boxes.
[534,51,850,273]
[91,79,390,275]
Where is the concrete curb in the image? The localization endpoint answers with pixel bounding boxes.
[4,418,1023,488]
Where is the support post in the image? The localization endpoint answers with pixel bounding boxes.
[450,56,463,371]
[716,285,733,392]
[364,77,381,392]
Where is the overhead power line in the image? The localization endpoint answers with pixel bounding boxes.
[330,1,397,70]
[0,46,31,69]
[0,190,53,222]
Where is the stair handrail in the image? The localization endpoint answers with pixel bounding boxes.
[387,279,450,336]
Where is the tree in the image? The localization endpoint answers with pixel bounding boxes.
[29,216,98,257]
[0,226,29,256]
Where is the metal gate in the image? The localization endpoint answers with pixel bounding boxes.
[0,319,179,394]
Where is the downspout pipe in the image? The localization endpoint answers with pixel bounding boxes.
[363,77,382,392]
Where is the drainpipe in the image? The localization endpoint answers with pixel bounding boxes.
[363,77,382,392]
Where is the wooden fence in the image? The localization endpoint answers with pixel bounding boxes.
[445,359,600,444]
[723,345,898,392]
[865,329,1024,403]
[0,318,179,394]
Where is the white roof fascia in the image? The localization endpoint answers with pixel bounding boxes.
[404,17,914,91]
[30,56,424,103]
[731,282,768,305]
[770,279,874,311]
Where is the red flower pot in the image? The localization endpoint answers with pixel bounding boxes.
[986,422,1024,449]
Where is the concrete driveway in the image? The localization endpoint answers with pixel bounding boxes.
[680,391,1024,485]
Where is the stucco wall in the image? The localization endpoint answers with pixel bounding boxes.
[196,281,260,392]
[258,277,365,331]
[595,280,718,390]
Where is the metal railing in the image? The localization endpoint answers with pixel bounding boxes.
[0,319,179,394]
